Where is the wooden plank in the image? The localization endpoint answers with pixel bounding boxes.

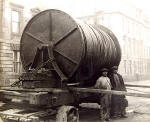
[0,60,13,65]
[0,56,13,61]
[0,64,13,68]
[0,90,29,97]
[0,90,51,105]
[0,87,69,93]
[0,41,11,45]
[69,87,150,98]
[0,89,29,101]
[0,49,13,53]
[0,109,24,117]
[23,109,56,117]
[0,67,13,72]
[67,83,80,86]
[0,108,56,122]
[0,109,39,121]
[0,52,13,58]
[0,45,11,50]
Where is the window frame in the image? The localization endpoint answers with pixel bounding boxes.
[10,3,24,37]
[13,50,22,74]
[11,9,20,35]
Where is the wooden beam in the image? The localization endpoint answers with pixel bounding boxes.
[69,87,150,98]
[0,87,68,93]
[67,83,80,86]
[0,89,29,101]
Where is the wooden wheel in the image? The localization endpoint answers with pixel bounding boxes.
[56,106,79,122]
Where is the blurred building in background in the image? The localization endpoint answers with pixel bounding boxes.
[79,8,150,81]
[0,0,150,86]
[0,0,42,86]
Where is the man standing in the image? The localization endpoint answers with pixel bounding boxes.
[109,66,128,118]
[95,68,111,121]
[117,71,128,117]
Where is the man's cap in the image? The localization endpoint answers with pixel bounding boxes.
[101,68,109,72]
[111,66,118,70]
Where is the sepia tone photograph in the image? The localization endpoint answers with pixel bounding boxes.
[0,0,150,121]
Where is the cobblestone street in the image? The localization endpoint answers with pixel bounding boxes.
[79,98,150,122]
[79,80,150,122]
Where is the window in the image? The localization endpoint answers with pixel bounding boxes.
[148,47,150,57]
[13,51,22,73]
[98,15,104,25]
[10,3,23,36]
[127,60,131,74]
[124,60,127,74]
[148,63,150,73]
[11,10,20,34]
[133,61,136,73]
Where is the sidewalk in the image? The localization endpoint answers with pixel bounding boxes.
[125,80,150,115]
[125,80,150,85]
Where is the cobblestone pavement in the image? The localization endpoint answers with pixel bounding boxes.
[79,100,150,122]
[79,80,150,122]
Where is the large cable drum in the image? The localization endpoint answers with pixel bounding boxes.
[20,9,121,86]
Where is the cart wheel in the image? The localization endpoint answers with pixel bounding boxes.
[56,106,79,122]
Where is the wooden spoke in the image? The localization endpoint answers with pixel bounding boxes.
[49,11,52,41]
[54,49,78,65]
[54,27,77,46]
[25,32,45,44]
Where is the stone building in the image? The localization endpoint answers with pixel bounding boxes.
[79,9,150,81]
[0,0,41,86]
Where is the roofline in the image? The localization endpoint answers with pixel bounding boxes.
[79,11,150,30]
[106,11,150,30]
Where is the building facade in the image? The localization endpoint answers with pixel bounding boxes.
[0,0,41,86]
[79,10,150,81]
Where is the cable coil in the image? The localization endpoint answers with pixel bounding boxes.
[20,9,121,86]
[75,22,121,86]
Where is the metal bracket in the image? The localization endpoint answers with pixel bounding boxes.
[47,42,68,87]
[27,41,68,88]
